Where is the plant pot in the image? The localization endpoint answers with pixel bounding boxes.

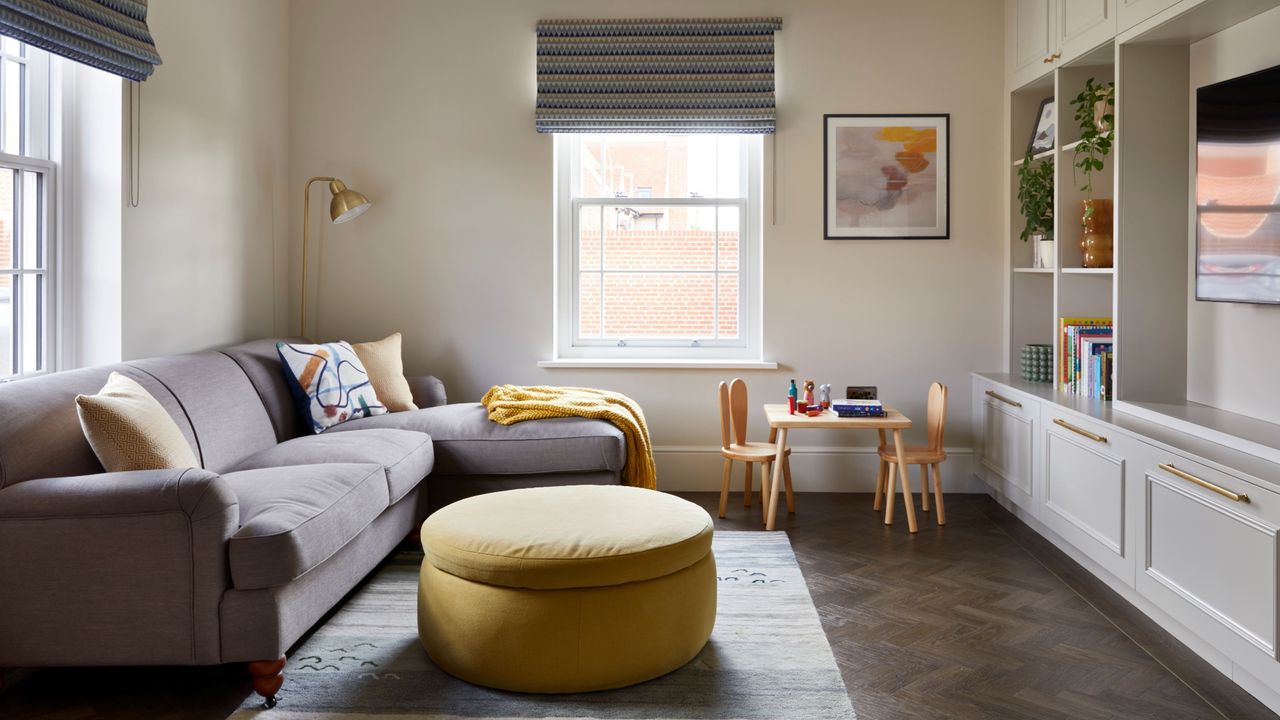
[1080,199,1113,268]
[1093,100,1113,136]
[1033,234,1055,269]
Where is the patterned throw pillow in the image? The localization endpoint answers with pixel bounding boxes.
[277,341,387,433]
[76,372,201,472]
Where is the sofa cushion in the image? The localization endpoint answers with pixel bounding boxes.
[351,333,417,412]
[127,351,279,473]
[220,338,307,443]
[277,340,388,433]
[327,403,624,476]
[232,428,433,504]
[222,463,388,590]
[75,372,200,472]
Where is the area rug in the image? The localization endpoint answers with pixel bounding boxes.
[228,531,855,719]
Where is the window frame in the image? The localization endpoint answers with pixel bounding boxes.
[552,133,764,363]
[0,40,55,382]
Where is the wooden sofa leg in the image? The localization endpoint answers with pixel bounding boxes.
[249,654,286,709]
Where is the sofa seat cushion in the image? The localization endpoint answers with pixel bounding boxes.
[326,403,624,477]
[223,463,389,590]
[232,429,433,503]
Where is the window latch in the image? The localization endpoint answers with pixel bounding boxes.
[617,339,628,347]
[691,339,701,347]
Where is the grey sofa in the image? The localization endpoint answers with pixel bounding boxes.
[0,337,624,706]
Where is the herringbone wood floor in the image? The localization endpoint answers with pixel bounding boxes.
[0,492,1275,719]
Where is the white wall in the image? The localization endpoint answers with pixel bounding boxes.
[119,0,291,360]
[289,0,1005,490]
[1187,6,1280,425]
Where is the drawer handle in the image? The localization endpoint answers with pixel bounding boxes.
[1159,463,1250,503]
[1053,418,1107,444]
[985,390,1022,408]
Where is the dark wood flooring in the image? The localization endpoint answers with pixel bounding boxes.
[1,492,1275,719]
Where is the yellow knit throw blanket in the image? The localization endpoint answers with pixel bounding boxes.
[480,385,656,490]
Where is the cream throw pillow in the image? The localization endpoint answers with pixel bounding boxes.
[351,332,418,412]
[75,372,200,472]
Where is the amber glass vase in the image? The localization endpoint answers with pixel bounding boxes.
[1080,198,1113,268]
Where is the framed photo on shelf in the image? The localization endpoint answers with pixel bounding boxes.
[1027,97,1055,155]
[823,113,949,239]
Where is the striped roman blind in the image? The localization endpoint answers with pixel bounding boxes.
[0,0,161,82]
[535,17,782,134]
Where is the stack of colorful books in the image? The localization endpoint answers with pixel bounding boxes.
[831,398,886,417]
[1059,317,1113,400]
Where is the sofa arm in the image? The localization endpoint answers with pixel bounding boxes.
[0,468,238,666]
[408,375,448,408]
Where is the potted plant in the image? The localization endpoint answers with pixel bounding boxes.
[1017,148,1054,268]
[1070,77,1115,268]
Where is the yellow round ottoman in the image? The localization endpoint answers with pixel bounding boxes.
[417,485,716,693]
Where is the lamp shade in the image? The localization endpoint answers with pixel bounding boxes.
[328,179,371,224]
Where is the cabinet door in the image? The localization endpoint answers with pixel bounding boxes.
[978,384,1037,510]
[1009,0,1056,90]
[1058,0,1116,64]
[1134,449,1280,663]
[1117,0,1182,32]
[1041,410,1136,584]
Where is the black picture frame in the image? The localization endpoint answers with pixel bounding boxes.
[1026,97,1055,156]
[823,113,951,240]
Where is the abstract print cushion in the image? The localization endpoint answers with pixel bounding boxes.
[277,341,388,433]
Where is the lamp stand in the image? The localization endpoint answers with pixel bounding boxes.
[300,176,337,338]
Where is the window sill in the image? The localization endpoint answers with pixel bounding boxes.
[538,358,778,370]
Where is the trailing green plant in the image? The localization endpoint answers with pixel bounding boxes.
[1017,149,1054,242]
[1070,77,1115,212]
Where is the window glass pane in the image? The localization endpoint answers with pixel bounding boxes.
[577,135,741,199]
[20,272,38,372]
[0,273,11,374]
[717,273,739,339]
[717,206,740,271]
[3,57,21,154]
[0,167,12,269]
[578,205,601,271]
[602,205,716,271]
[21,170,37,267]
[577,272,601,339]
[602,272,715,338]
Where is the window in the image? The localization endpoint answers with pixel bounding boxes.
[0,37,53,380]
[553,134,763,362]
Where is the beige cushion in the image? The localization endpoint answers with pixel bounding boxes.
[75,372,200,472]
[420,485,713,590]
[351,332,417,412]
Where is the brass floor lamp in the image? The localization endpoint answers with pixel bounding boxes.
[300,177,372,337]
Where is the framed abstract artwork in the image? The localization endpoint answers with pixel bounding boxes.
[823,114,950,239]
[1027,97,1054,155]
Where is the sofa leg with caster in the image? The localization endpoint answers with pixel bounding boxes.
[248,655,286,709]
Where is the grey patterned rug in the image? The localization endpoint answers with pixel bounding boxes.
[228,531,855,719]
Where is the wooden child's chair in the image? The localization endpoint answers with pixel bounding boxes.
[875,382,948,526]
[717,378,794,521]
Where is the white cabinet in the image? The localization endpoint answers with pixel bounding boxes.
[974,378,1038,511]
[1009,0,1057,89]
[1117,0,1183,31]
[1040,407,1137,584]
[1058,0,1117,63]
[1132,446,1280,666]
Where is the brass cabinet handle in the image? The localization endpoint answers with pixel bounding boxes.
[1159,463,1250,503]
[1053,418,1107,443]
[985,389,1022,408]
[1043,52,1062,63]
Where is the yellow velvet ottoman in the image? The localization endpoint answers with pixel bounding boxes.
[417,485,716,693]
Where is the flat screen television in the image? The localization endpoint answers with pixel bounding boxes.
[1196,63,1280,305]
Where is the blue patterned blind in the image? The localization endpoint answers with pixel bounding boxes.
[536,17,782,134]
[0,0,161,82]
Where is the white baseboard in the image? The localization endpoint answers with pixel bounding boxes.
[653,445,983,493]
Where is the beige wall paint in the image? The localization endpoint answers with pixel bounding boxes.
[120,0,291,359]
[289,0,1005,489]
[1187,6,1280,425]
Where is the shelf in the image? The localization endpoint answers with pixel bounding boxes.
[1061,267,1114,274]
[1013,267,1054,274]
[1060,139,1085,152]
[1012,148,1055,167]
